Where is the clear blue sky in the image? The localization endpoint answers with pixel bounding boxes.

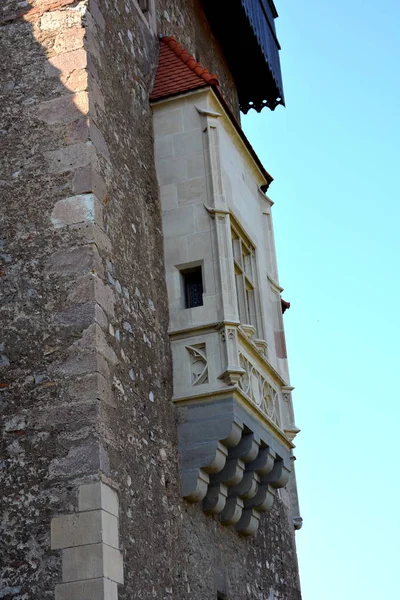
[243,1,400,598]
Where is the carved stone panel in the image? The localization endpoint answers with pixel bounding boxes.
[186,344,208,386]
[238,352,281,427]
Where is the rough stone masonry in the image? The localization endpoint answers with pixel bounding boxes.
[0,1,302,598]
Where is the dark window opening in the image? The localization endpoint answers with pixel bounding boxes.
[139,0,149,11]
[182,266,203,308]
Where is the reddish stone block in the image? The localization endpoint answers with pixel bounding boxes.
[62,68,88,92]
[37,93,88,125]
[53,27,85,55]
[65,118,90,144]
[46,48,87,77]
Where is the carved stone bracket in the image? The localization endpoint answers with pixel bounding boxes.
[177,395,291,536]
[239,324,257,341]
[218,325,244,385]
[281,385,300,441]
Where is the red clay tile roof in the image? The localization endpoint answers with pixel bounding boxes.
[150,35,219,101]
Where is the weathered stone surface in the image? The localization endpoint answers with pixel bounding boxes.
[37,91,89,125]
[67,372,115,406]
[46,47,87,76]
[68,274,115,317]
[73,165,107,198]
[51,193,104,229]
[70,222,112,255]
[48,440,110,478]
[45,244,103,276]
[44,141,94,173]
[53,26,85,54]
[64,116,90,144]
[62,67,88,92]
[40,9,82,31]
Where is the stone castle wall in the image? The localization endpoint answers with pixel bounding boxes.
[0,1,301,598]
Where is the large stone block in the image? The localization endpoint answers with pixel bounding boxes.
[37,92,88,125]
[44,141,94,174]
[53,27,85,54]
[46,48,87,77]
[173,130,204,158]
[162,205,195,238]
[67,372,115,407]
[153,107,184,136]
[52,350,111,379]
[78,482,119,517]
[40,10,82,32]
[45,245,103,277]
[51,510,119,550]
[51,193,104,229]
[68,274,115,317]
[177,176,207,206]
[55,578,117,600]
[73,166,107,199]
[63,68,88,93]
[62,543,123,584]
[48,440,110,478]
[156,157,187,186]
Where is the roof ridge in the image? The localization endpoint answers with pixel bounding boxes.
[160,35,219,86]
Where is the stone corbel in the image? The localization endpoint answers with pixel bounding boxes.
[217,324,244,385]
[177,397,292,536]
[282,386,300,442]
[239,324,257,341]
[253,338,268,358]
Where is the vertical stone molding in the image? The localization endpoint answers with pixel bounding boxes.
[199,106,239,324]
[52,482,123,599]
[218,324,244,385]
[281,386,300,442]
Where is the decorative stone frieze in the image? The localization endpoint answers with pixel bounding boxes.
[238,352,282,427]
[177,395,291,536]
